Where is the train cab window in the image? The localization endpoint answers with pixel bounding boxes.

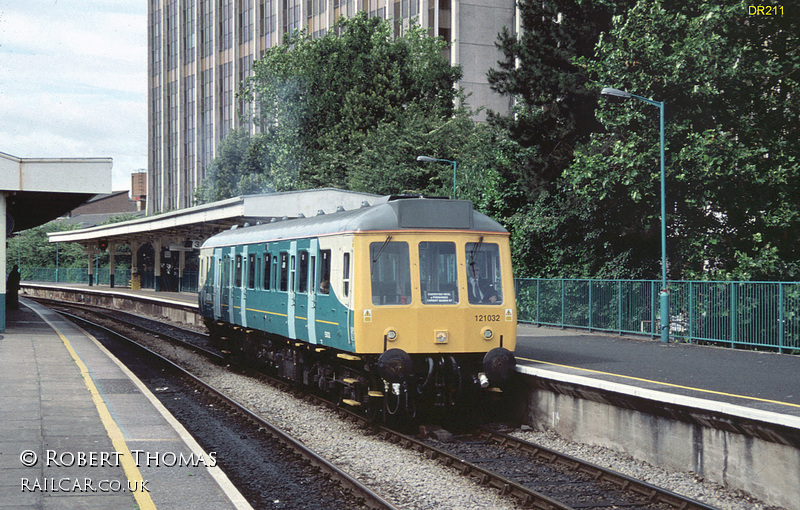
[342,252,351,297]
[465,242,503,305]
[247,254,256,289]
[263,254,271,290]
[235,255,243,287]
[278,252,289,292]
[369,241,411,305]
[319,250,331,294]
[419,242,458,305]
[298,251,309,293]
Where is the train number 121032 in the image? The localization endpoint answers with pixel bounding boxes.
[475,314,501,322]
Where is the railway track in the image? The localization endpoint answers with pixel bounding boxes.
[52,304,399,510]
[40,298,719,510]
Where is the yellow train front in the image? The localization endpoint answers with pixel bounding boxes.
[199,196,516,419]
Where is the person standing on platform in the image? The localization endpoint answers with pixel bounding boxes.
[7,264,21,309]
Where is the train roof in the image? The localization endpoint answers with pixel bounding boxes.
[201,197,507,248]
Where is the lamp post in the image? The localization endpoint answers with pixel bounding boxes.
[601,87,669,343]
[416,155,457,199]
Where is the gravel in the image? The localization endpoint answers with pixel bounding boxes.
[90,308,778,510]
[510,427,779,510]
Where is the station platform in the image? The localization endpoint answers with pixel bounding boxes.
[20,282,800,426]
[515,324,800,426]
[0,300,251,509]
[20,281,199,307]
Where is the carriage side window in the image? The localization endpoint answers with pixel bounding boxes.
[298,251,309,293]
[342,252,351,297]
[319,250,331,294]
[263,253,271,290]
[247,253,256,289]
[272,256,278,290]
[290,255,296,292]
[369,241,411,305]
[256,256,261,289]
[465,242,503,305]
[235,255,243,288]
[279,252,289,292]
[419,242,458,305]
[221,257,229,289]
[309,256,316,295]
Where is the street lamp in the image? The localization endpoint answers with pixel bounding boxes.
[601,87,669,343]
[416,155,457,199]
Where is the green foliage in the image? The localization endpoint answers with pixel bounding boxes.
[567,0,800,280]
[194,129,282,204]
[486,0,634,278]
[487,0,620,191]
[8,222,86,279]
[195,12,468,203]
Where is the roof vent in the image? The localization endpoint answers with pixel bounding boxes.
[270,218,277,223]
[360,201,370,208]
[336,206,345,212]
[243,222,251,228]
[281,216,289,221]
[297,213,305,218]
[230,225,238,230]
[317,209,325,216]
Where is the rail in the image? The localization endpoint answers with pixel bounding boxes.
[515,278,800,352]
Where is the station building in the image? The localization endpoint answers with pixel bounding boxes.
[147,0,517,214]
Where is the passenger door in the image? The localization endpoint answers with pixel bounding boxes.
[213,248,222,319]
[306,239,318,344]
[239,246,248,328]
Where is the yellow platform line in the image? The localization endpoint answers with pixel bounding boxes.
[520,357,800,410]
[41,316,157,510]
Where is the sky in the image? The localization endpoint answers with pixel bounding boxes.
[0,1,147,191]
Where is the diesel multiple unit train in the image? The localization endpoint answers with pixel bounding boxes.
[198,196,516,418]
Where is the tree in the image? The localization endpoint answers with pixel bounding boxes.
[194,129,284,204]
[485,0,633,278]
[567,0,800,280]
[211,12,465,197]
[8,222,86,279]
[487,0,620,192]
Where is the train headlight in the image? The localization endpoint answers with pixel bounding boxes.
[385,329,398,341]
[482,327,494,340]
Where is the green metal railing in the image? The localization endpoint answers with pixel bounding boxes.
[22,268,199,293]
[515,278,800,353]
[19,269,800,351]
[27,268,133,286]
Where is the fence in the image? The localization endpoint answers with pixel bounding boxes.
[20,269,800,351]
[515,278,800,353]
[23,268,199,293]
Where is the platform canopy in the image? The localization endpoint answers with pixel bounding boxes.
[46,189,381,293]
[1,151,113,232]
[1,150,113,332]
[47,188,381,250]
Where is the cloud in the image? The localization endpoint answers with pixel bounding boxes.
[0,1,147,190]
